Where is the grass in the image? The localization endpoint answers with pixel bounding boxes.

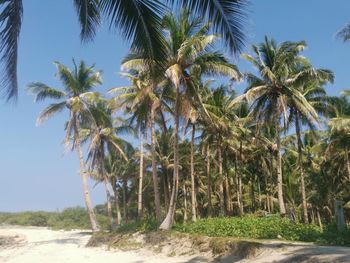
[0,207,110,231]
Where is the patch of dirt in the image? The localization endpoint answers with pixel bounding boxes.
[0,234,25,250]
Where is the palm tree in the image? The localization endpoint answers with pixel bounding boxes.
[287,65,334,223]
[104,154,122,225]
[122,10,241,229]
[110,70,163,222]
[0,0,247,101]
[27,60,102,232]
[201,86,239,216]
[84,98,129,228]
[327,90,350,182]
[160,11,241,229]
[240,37,319,216]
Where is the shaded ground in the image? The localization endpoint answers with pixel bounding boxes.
[0,225,350,262]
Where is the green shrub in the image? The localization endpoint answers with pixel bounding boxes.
[317,223,350,246]
[0,211,51,227]
[115,219,158,233]
[0,207,109,231]
[174,215,350,246]
[174,215,322,242]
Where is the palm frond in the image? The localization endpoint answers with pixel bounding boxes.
[27,82,66,102]
[179,0,248,54]
[100,0,167,62]
[0,0,23,100]
[336,23,350,42]
[73,0,101,42]
[37,102,66,125]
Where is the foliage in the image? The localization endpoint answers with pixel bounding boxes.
[0,207,109,231]
[174,215,350,245]
[114,219,158,233]
[174,215,319,241]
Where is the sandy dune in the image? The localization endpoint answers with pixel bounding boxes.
[1,225,350,263]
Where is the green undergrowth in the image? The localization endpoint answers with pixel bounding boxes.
[0,207,109,231]
[174,215,350,246]
[113,219,158,233]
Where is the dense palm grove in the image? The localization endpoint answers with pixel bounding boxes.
[25,11,350,232]
[1,1,350,233]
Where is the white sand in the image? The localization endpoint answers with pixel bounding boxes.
[0,226,202,263]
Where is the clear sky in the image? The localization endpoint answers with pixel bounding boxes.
[1,0,350,212]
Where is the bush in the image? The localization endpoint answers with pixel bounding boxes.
[174,215,323,242]
[0,211,51,227]
[0,207,109,231]
[174,215,350,246]
[317,223,350,246]
[115,219,158,233]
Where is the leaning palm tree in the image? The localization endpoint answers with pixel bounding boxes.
[122,10,241,229]
[159,11,241,229]
[84,98,129,228]
[0,0,247,101]
[27,60,102,232]
[239,37,318,216]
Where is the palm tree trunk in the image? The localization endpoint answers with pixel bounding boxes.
[207,145,212,217]
[236,143,244,216]
[316,207,323,230]
[224,156,233,215]
[159,83,180,230]
[190,124,197,222]
[111,179,122,225]
[346,146,350,181]
[251,178,256,212]
[275,108,286,215]
[104,177,115,228]
[225,172,232,215]
[151,108,161,222]
[163,168,170,211]
[295,112,308,223]
[183,181,188,223]
[257,177,262,210]
[218,144,225,216]
[138,130,144,220]
[74,114,100,232]
[123,178,128,223]
[270,151,275,213]
[266,183,271,213]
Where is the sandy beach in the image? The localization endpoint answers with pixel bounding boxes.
[1,225,350,263]
[0,226,200,263]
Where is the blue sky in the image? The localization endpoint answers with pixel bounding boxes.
[1,0,350,212]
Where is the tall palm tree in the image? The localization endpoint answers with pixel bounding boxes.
[122,10,241,229]
[110,70,163,222]
[287,65,334,223]
[84,98,128,228]
[202,86,239,216]
[327,90,350,182]
[0,0,247,101]
[240,37,319,216]
[27,60,102,232]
